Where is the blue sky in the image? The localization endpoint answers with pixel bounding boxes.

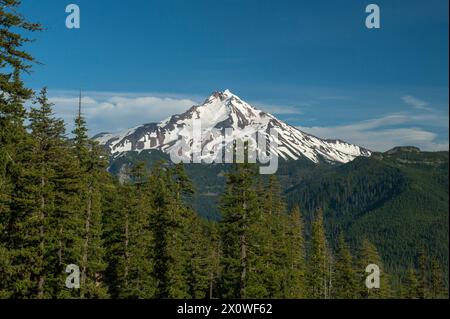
[20,0,448,151]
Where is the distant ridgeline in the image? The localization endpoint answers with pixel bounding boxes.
[106,147,449,287]
[2,0,447,299]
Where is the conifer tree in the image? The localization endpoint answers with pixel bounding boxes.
[0,0,41,161]
[116,163,155,298]
[169,163,202,298]
[357,239,391,299]
[0,244,12,298]
[99,178,123,298]
[245,176,271,298]
[0,0,41,297]
[219,160,259,299]
[246,175,287,298]
[265,176,289,298]
[306,209,332,299]
[185,217,215,299]
[417,249,429,299]
[403,268,420,299]
[429,257,446,299]
[333,234,358,299]
[204,220,221,299]
[284,206,306,298]
[148,161,197,298]
[71,94,108,298]
[167,163,201,297]
[50,140,84,298]
[23,88,68,298]
[4,88,81,298]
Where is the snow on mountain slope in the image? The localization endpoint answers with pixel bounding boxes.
[94,90,371,164]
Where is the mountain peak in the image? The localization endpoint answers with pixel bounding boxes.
[206,89,238,103]
[223,89,235,96]
[96,90,371,164]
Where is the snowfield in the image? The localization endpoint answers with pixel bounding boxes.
[95,90,371,164]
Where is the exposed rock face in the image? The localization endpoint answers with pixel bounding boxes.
[95,90,371,164]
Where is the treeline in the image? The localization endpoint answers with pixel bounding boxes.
[285,151,449,290]
[286,157,407,220]
[0,0,447,299]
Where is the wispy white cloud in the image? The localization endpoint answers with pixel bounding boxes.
[47,90,307,134]
[47,90,198,134]
[299,95,448,151]
[299,114,449,152]
[402,95,433,111]
[44,90,448,152]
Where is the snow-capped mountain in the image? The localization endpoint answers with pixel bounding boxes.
[95,90,371,164]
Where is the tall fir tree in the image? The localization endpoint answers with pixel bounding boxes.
[0,0,41,298]
[1,88,82,298]
[306,209,332,299]
[284,206,306,298]
[118,163,155,298]
[148,161,197,298]
[204,220,221,299]
[185,216,216,299]
[357,239,391,299]
[333,234,358,299]
[0,0,41,169]
[429,257,446,299]
[99,178,124,298]
[219,159,259,299]
[173,181,216,299]
[417,249,429,299]
[71,93,108,298]
[265,176,289,298]
[402,268,420,299]
[246,175,287,298]
[21,88,73,298]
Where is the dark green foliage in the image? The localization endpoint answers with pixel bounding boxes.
[333,234,358,299]
[402,268,420,299]
[218,165,307,299]
[399,249,449,299]
[284,206,306,298]
[306,209,332,299]
[108,148,449,297]
[430,257,447,299]
[0,0,41,298]
[110,164,155,298]
[417,249,429,299]
[1,1,448,300]
[71,101,109,298]
[185,216,217,299]
[219,161,259,298]
[103,161,220,299]
[357,239,391,299]
[5,88,72,298]
[285,151,449,291]
[1,87,83,298]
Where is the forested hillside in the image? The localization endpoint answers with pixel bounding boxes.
[285,149,449,289]
[0,0,448,299]
[108,147,449,294]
